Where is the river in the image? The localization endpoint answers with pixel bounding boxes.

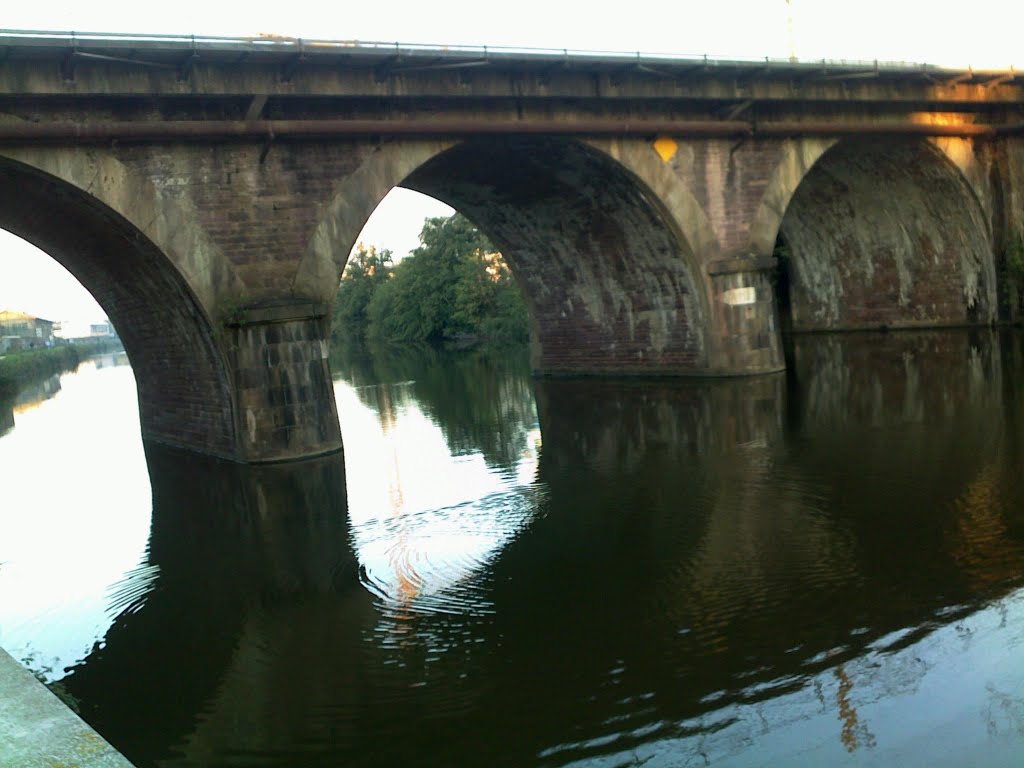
[1,332,1024,767]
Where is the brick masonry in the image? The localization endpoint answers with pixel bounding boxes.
[2,127,1022,461]
[778,139,997,330]
[227,309,341,462]
[0,154,238,458]
[404,138,711,375]
[708,267,784,374]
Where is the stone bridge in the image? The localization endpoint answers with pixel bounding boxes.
[1,31,1022,462]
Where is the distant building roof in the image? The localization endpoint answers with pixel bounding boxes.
[0,310,55,324]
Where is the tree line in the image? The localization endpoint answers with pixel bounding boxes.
[331,214,529,346]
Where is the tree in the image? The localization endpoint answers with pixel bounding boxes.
[452,243,527,342]
[366,214,528,345]
[331,243,392,338]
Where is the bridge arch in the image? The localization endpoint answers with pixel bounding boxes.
[761,138,996,331]
[747,138,838,261]
[304,137,710,374]
[582,138,721,269]
[0,153,239,458]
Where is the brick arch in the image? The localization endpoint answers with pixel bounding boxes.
[747,138,837,260]
[293,140,456,299]
[0,153,239,458]
[1,147,246,317]
[769,138,996,330]
[399,137,709,374]
[927,137,993,216]
[582,138,721,269]
[301,136,710,374]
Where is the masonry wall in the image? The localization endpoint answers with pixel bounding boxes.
[6,127,1017,461]
[0,154,239,458]
[227,311,340,462]
[403,138,712,376]
[777,140,996,331]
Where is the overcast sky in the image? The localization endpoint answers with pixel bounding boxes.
[1,0,1021,323]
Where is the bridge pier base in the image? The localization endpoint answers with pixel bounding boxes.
[226,302,342,463]
[707,258,785,375]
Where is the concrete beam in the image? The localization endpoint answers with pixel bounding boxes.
[0,118,1007,146]
[3,61,1021,105]
[0,35,1021,105]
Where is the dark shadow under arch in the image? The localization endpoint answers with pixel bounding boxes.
[399,137,709,374]
[0,156,238,458]
[775,139,995,332]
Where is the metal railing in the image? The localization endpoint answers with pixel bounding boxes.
[0,28,995,74]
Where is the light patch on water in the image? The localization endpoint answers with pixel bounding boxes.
[334,378,543,618]
[0,358,151,678]
[556,589,1024,768]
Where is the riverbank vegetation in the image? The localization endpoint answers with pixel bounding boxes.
[332,214,529,347]
[0,340,122,399]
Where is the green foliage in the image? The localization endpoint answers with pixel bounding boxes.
[332,214,528,346]
[367,238,454,342]
[0,346,81,397]
[331,244,393,337]
[0,340,121,399]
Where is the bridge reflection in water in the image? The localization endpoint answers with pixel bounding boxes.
[37,331,1024,766]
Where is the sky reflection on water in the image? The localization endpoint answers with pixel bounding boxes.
[336,376,542,621]
[0,355,149,674]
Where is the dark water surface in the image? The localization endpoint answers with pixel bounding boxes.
[2,333,1024,767]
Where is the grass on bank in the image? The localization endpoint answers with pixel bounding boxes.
[0,341,122,399]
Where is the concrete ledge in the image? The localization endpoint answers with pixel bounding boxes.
[532,364,786,378]
[225,301,329,327]
[707,256,777,275]
[0,647,135,767]
[786,320,996,334]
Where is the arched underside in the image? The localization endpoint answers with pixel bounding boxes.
[401,138,708,374]
[0,156,238,458]
[778,140,995,331]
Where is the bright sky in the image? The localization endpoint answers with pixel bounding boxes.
[1,0,1021,323]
